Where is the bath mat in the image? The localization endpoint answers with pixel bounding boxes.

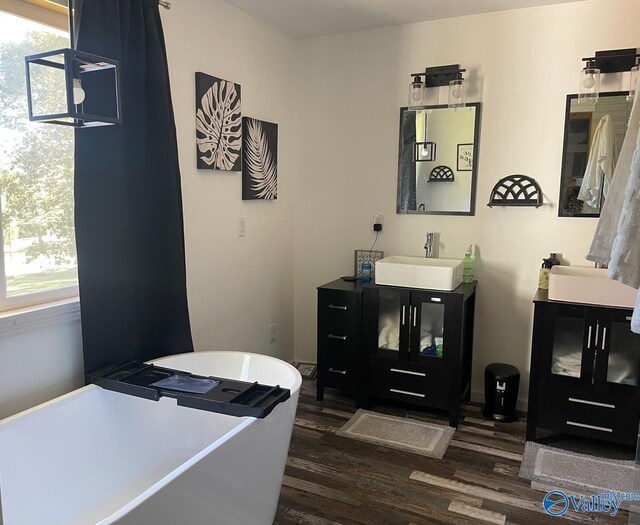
[295,362,317,379]
[519,441,635,494]
[336,409,455,459]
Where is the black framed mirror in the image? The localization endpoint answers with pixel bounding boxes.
[397,103,481,216]
[558,91,632,217]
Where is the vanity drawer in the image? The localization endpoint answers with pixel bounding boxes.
[319,291,359,324]
[368,359,450,409]
[319,321,358,354]
[537,390,640,446]
[321,347,356,392]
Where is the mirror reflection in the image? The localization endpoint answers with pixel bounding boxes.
[559,92,632,217]
[397,104,480,215]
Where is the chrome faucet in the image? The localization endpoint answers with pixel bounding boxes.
[424,233,435,258]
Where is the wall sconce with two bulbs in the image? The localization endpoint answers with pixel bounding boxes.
[579,48,639,104]
[408,64,467,109]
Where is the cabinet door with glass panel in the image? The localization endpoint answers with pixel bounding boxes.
[410,291,456,365]
[594,309,640,396]
[541,303,597,388]
[365,287,411,361]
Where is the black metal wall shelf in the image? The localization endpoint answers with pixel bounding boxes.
[429,165,455,182]
[487,174,543,208]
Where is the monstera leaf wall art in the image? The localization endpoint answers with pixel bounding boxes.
[195,72,242,171]
[242,117,278,200]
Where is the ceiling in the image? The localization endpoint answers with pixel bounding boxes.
[221,0,586,39]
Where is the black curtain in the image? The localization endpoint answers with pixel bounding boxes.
[74,0,193,374]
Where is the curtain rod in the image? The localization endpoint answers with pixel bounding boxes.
[159,0,171,9]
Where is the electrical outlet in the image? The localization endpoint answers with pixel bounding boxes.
[373,213,383,232]
[238,217,246,237]
[269,323,276,344]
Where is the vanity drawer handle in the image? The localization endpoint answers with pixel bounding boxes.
[329,304,348,311]
[430,297,442,303]
[328,334,348,341]
[390,388,426,398]
[566,421,612,433]
[328,368,347,375]
[568,398,615,409]
[390,368,426,377]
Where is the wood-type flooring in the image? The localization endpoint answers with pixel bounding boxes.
[274,381,631,525]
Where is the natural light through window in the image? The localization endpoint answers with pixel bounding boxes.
[0,7,77,310]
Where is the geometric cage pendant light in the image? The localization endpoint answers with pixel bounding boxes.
[24,0,122,127]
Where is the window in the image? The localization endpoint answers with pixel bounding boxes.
[0,1,78,311]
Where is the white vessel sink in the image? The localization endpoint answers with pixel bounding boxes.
[548,266,637,308]
[375,256,463,291]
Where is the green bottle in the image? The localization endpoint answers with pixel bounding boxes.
[463,244,474,283]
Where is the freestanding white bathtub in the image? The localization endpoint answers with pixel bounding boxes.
[0,351,301,525]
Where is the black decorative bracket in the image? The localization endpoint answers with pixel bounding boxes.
[429,165,455,182]
[487,174,543,208]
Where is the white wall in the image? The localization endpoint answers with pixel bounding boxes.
[0,304,83,420]
[162,0,297,362]
[293,0,640,407]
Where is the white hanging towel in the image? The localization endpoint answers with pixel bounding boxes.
[577,114,617,208]
[608,122,640,332]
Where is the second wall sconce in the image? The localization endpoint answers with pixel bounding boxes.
[579,48,639,103]
[408,64,467,109]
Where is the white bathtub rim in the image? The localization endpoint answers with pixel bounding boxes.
[152,350,303,392]
[0,382,99,428]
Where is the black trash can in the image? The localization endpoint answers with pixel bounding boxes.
[483,363,519,422]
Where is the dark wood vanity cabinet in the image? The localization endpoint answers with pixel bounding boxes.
[316,279,365,404]
[363,282,476,426]
[527,290,640,446]
[317,279,476,425]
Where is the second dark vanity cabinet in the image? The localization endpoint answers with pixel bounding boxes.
[527,290,640,446]
[363,282,476,426]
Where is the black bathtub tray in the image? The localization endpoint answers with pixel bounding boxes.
[87,361,290,418]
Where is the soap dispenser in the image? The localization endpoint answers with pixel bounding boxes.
[462,245,474,283]
[538,253,559,290]
[539,258,553,290]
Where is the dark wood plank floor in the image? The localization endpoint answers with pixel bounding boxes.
[274,381,630,525]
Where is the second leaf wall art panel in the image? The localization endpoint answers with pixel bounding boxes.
[195,72,242,171]
[242,117,278,200]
